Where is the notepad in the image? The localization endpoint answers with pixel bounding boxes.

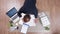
[21,24,29,33]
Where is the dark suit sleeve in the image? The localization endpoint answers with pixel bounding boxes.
[33,10,38,18]
[17,9,22,17]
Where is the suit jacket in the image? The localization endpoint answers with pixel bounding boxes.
[18,0,38,18]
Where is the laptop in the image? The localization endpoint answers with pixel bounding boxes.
[6,7,20,23]
[6,7,17,18]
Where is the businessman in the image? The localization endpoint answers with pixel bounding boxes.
[18,0,38,23]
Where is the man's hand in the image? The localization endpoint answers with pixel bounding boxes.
[34,18,39,23]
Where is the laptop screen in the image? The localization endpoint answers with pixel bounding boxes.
[6,7,17,18]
